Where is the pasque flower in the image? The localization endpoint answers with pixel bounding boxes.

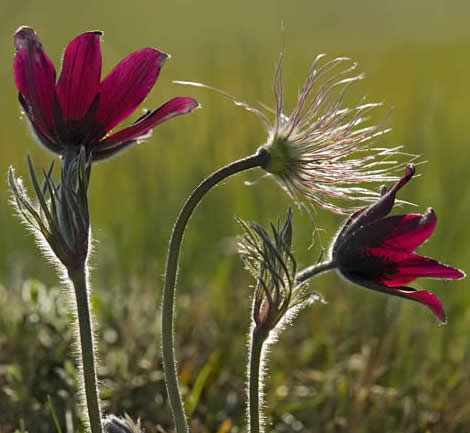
[330,164,464,323]
[178,55,412,213]
[258,55,414,213]
[13,26,199,160]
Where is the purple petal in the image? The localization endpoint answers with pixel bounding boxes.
[352,164,415,227]
[13,26,56,133]
[19,93,63,154]
[365,209,437,261]
[99,97,199,148]
[382,210,436,252]
[56,31,102,120]
[333,165,415,252]
[394,288,446,323]
[387,254,465,283]
[332,208,365,255]
[340,271,446,323]
[95,48,168,134]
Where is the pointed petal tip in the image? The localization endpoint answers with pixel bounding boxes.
[143,48,170,66]
[184,98,201,112]
[397,163,415,188]
[424,207,435,218]
[157,50,170,66]
[452,268,466,280]
[73,30,103,39]
[437,311,447,325]
[14,26,39,51]
[399,289,446,323]
[405,163,416,177]
[73,30,103,43]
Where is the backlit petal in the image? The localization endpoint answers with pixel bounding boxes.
[56,31,102,120]
[13,27,56,133]
[394,288,446,323]
[365,209,437,261]
[98,97,199,148]
[340,271,446,323]
[381,254,465,287]
[348,164,415,230]
[95,48,168,134]
[19,93,63,154]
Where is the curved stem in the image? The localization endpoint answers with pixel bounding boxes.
[162,149,269,433]
[69,267,103,433]
[248,325,269,433]
[295,260,337,285]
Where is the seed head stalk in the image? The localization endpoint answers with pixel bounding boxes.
[161,149,269,433]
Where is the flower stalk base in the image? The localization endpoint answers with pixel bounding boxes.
[70,268,103,433]
[248,326,269,433]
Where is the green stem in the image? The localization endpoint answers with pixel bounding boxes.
[69,268,103,433]
[295,260,337,285]
[248,325,269,433]
[161,149,269,433]
[245,262,337,433]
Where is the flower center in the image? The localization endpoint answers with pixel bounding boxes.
[262,135,296,177]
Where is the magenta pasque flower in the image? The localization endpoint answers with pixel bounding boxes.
[13,26,199,160]
[331,164,465,323]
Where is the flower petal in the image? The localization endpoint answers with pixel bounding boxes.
[332,208,365,254]
[56,31,102,120]
[394,288,446,323]
[340,271,446,323]
[353,165,415,227]
[13,26,56,133]
[98,97,199,148]
[19,93,63,154]
[365,209,437,261]
[92,97,199,161]
[95,48,168,134]
[381,253,465,287]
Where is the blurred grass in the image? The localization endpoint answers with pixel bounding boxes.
[1,0,470,432]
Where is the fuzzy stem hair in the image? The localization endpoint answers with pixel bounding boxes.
[247,324,269,433]
[69,266,103,433]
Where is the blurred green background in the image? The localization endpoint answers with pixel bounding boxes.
[1,0,469,432]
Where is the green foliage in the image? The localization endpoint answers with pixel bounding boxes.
[1,1,470,432]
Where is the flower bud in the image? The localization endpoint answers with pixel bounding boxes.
[9,147,91,273]
[238,209,321,333]
[103,414,144,433]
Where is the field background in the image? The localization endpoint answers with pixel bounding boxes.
[0,1,469,432]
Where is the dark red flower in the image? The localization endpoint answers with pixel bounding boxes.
[332,164,465,323]
[13,26,199,160]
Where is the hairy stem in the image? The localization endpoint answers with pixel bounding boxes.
[295,260,337,285]
[248,325,269,433]
[70,268,103,433]
[161,149,269,433]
